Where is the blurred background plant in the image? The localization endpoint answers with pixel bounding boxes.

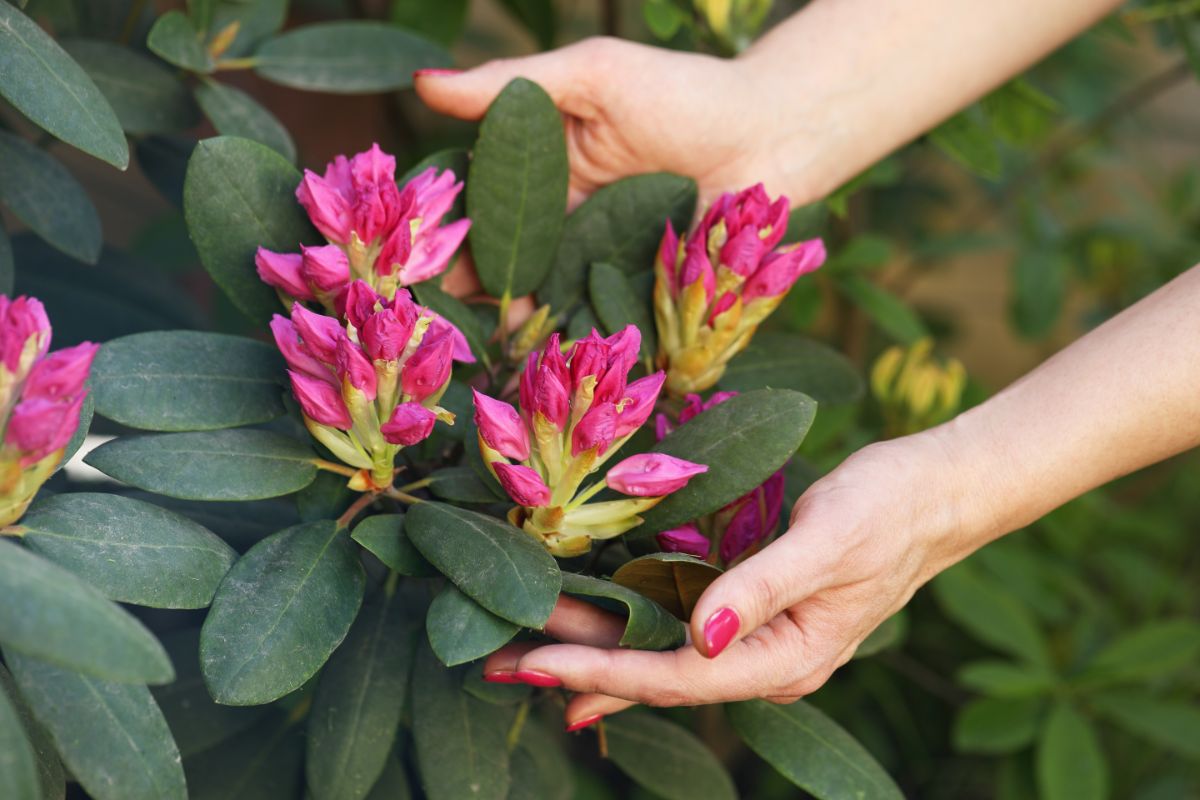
[1,0,1198,798]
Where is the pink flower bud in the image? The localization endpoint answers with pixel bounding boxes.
[335,337,377,400]
[0,296,51,373]
[377,221,412,277]
[720,225,767,276]
[296,169,353,243]
[613,371,665,438]
[494,462,552,507]
[401,217,470,284]
[743,239,826,303]
[300,244,351,294]
[343,280,382,330]
[428,315,476,364]
[571,401,616,456]
[22,342,98,400]
[270,315,329,381]
[407,167,461,232]
[678,235,715,303]
[349,144,403,244]
[401,326,453,402]
[654,413,674,441]
[5,394,85,466]
[657,221,679,288]
[361,306,414,363]
[719,470,785,563]
[533,359,570,430]
[290,304,345,365]
[657,524,711,559]
[605,453,707,497]
[676,391,738,429]
[381,402,437,446]
[472,389,529,461]
[289,370,351,428]
[255,248,314,301]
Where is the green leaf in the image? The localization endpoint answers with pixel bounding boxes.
[957,659,1057,698]
[606,710,736,800]
[390,0,469,46]
[1090,690,1200,759]
[495,0,555,49]
[643,0,688,40]
[540,172,697,311]
[929,110,1001,179]
[411,646,511,800]
[611,553,721,620]
[1079,619,1200,685]
[836,275,928,344]
[146,11,212,73]
[85,429,319,501]
[0,540,173,684]
[187,0,215,35]
[210,0,287,58]
[982,79,1058,146]
[183,711,304,800]
[720,331,864,405]
[410,282,490,365]
[467,78,568,299]
[193,80,296,164]
[727,700,903,800]
[20,492,236,609]
[183,135,318,325]
[406,503,561,629]
[0,665,63,800]
[853,610,909,659]
[0,670,38,800]
[0,131,101,263]
[307,590,416,800]
[589,262,656,361]
[429,466,503,504]
[59,39,197,135]
[0,224,12,297]
[92,330,286,432]
[365,753,412,800]
[638,389,817,535]
[5,652,186,800]
[1037,703,1108,800]
[931,561,1051,667]
[200,520,365,706]
[351,513,435,576]
[1011,250,1067,339]
[254,21,450,93]
[560,573,685,650]
[427,584,520,667]
[510,717,572,800]
[953,696,1043,755]
[0,2,127,168]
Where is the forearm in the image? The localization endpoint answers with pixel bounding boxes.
[738,0,1123,201]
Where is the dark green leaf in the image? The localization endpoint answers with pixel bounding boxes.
[308,590,416,800]
[589,262,655,361]
[560,573,685,650]
[407,503,560,628]
[0,2,127,167]
[85,429,318,501]
[296,469,355,522]
[540,173,696,311]
[643,0,688,40]
[567,306,599,340]
[1079,619,1200,685]
[0,665,63,800]
[254,22,450,93]
[390,0,468,46]
[511,717,572,800]
[1036,703,1108,800]
[929,110,1001,179]
[467,78,568,299]
[411,646,511,800]
[956,659,1057,698]
[411,282,489,365]
[365,753,413,800]
[200,520,365,705]
[982,79,1058,147]
[0,669,38,800]
[20,492,236,609]
[606,710,736,800]
[931,561,1051,667]
[193,80,296,163]
[639,389,816,535]
[728,700,903,800]
[610,553,721,620]
[836,275,927,344]
[0,131,101,263]
[146,11,212,72]
[720,332,864,405]
[210,0,287,57]
[183,135,318,324]
[1011,250,1067,339]
[60,39,197,134]
[1090,690,1200,759]
[351,513,435,576]
[427,584,520,667]
[0,540,172,684]
[183,711,303,800]
[853,610,909,659]
[495,0,555,49]
[429,466,503,504]
[0,224,12,296]
[5,652,186,800]
[953,696,1043,755]
[92,331,285,431]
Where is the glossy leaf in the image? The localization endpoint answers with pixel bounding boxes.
[0,670,38,800]
[0,225,12,297]
[496,0,555,49]
[1011,250,1067,339]
[406,503,561,628]
[1091,690,1200,759]
[183,712,303,800]
[5,652,186,800]
[953,696,1043,754]
[200,520,365,705]
[638,389,816,535]
[85,429,318,501]
[427,584,520,667]
[193,80,296,164]
[956,659,1057,698]
[0,131,101,263]
[1080,619,1200,685]
[20,492,236,609]
[429,466,502,504]
[411,282,489,365]
[0,2,127,167]
[467,78,568,299]
[60,39,197,134]
[931,561,1051,667]
[307,590,416,800]
[146,11,212,73]
[930,111,1000,179]
[365,754,413,800]
[1036,703,1108,800]
[728,700,903,800]
[254,22,450,93]
[606,711,736,800]
[351,513,435,577]
[836,275,927,344]
[511,718,572,800]
[0,665,63,800]
[92,331,286,431]
[541,173,697,311]
[391,0,469,46]
[560,573,685,650]
[720,332,864,405]
[589,262,655,360]
[0,540,173,684]
[183,136,318,324]
[611,553,721,620]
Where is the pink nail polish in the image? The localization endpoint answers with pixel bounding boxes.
[565,714,603,732]
[483,670,519,684]
[413,68,462,79]
[513,670,562,688]
[703,607,740,658]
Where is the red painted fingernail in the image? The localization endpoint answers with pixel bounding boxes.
[413,68,462,79]
[703,607,740,658]
[513,670,562,688]
[483,670,519,684]
[565,714,603,732]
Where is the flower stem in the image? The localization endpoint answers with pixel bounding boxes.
[0,526,26,538]
[394,477,433,494]
[336,492,378,530]
[506,700,531,752]
[312,459,357,477]
[214,57,259,71]
[383,487,423,504]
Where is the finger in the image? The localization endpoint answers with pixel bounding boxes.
[544,594,628,648]
[482,641,542,681]
[564,693,637,732]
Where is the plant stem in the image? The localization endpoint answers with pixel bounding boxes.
[394,476,433,494]
[383,487,423,504]
[336,492,378,530]
[497,292,512,356]
[506,700,531,752]
[312,459,358,477]
[119,0,150,45]
[214,57,259,71]
[0,526,26,538]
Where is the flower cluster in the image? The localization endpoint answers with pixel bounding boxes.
[0,296,97,525]
[255,144,470,313]
[473,326,707,556]
[272,281,456,491]
[654,184,826,395]
[871,337,967,437]
[654,391,785,565]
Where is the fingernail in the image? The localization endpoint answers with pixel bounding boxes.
[483,670,519,684]
[565,714,603,732]
[413,68,462,79]
[513,670,562,688]
[703,607,740,658]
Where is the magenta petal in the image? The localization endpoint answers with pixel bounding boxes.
[290,304,346,365]
[605,453,708,497]
[571,401,616,456]
[289,370,351,428]
[744,239,826,303]
[296,170,353,243]
[300,244,351,293]
[0,296,51,373]
[401,326,453,402]
[657,524,711,559]
[335,337,377,399]
[472,389,530,461]
[428,314,476,364]
[381,402,437,446]
[255,248,314,300]
[22,342,98,400]
[270,315,329,380]
[494,462,552,507]
[614,372,665,438]
[361,306,413,362]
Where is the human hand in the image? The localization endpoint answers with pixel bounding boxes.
[482,430,979,729]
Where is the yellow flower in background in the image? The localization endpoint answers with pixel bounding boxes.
[871,338,967,437]
[693,0,773,50]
